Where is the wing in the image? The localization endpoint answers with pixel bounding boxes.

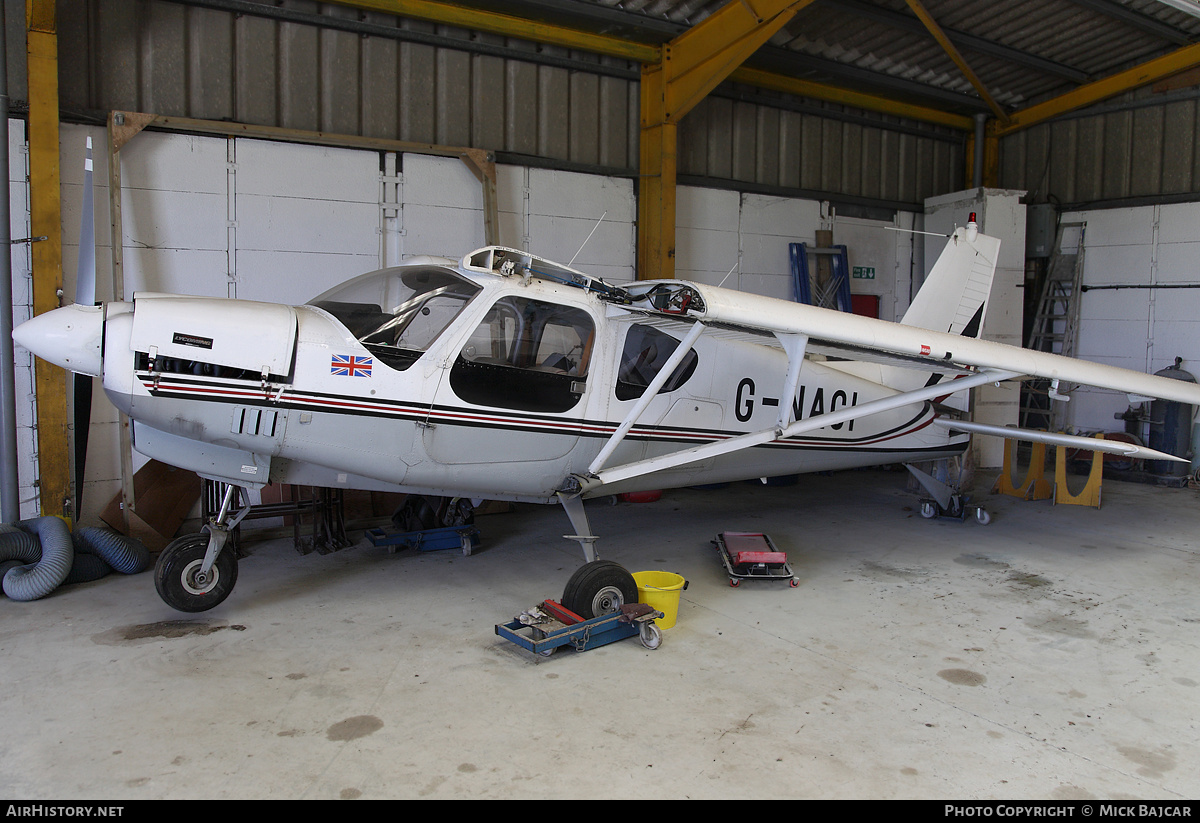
[572,226,1196,494]
[618,228,1200,408]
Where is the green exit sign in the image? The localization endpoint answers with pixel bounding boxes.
[852,266,876,280]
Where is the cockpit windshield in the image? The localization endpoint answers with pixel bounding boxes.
[309,265,481,370]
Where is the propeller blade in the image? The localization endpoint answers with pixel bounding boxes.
[73,136,97,518]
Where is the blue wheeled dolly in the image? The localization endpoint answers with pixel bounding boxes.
[366,524,481,556]
[496,600,664,657]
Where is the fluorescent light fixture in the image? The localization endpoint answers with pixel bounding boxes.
[1151,0,1200,20]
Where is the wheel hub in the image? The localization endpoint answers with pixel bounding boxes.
[182,559,220,596]
[591,585,624,615]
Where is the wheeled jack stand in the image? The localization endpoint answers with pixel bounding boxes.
[906,463,991,525]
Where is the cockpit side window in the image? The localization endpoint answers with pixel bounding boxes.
[615,324,699,401]
[450,296,594,412]
[309,266,480,371]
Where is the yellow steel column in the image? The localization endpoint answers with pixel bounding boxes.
[26,0,69,518]
[983,127,1000,187]
[638,63,676,282]
[638,1,814,280]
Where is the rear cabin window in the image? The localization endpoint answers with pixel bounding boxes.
[450,296,594,413]
[615,324,699,401]
[310,266,480,371]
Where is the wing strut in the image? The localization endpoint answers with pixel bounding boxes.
[775,333,809,428]
[930,418,1188,463]
[578,368,1021,491]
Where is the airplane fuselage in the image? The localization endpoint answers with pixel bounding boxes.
[88,249,964,505]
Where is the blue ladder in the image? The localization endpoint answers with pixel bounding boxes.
[789,242,853,312]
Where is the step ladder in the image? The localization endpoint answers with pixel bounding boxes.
[1021,221,1086,431]
[789,242,853,312]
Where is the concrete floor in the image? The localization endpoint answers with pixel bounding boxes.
[1,467,1198,800]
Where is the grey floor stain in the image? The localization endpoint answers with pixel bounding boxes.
[1007,571,1052,588]
[1033,614,1094,639]
[1117,745,1176,778]
[861,560,927,581]
[938,668,986,686]
[954,553,1009,570]
[326,715,384,741]
[91,621,247,645]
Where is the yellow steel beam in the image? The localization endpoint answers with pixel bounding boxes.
[903,0,1008,124]
[26,0,70,518]
[732,66,976,130]
[995,40,1200,136]
[662,0,816,122]
[321,0,660,63]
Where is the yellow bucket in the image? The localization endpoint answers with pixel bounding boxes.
[633,571,687,630]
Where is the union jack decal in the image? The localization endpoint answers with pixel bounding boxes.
[331,354,373,378]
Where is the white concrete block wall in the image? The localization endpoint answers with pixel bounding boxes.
[524,167,635,282]
[233,139,380,303]
[400,153,487,262]
[117,130,230,299]
[737,194,820,301]
[675,186,741,288]
[1066,203,1200,444]
[10,119,38,520]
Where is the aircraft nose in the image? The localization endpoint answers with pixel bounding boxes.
[12,304,105,377]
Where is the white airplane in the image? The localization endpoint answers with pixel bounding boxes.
[13,216,1200,615]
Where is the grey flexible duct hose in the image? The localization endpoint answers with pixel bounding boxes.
[0,523,41,565]
[0,521,148,599]
[65,553,112,585]
[3,516,73,601]
[0,559,23,577]
[73,526,149,575]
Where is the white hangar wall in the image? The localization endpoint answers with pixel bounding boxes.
[1060,203,1200,454]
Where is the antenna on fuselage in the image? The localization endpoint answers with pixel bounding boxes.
[717,261,739,288]
[569,210,607,268]
[885,225,952,238]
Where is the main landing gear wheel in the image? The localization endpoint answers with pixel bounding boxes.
[561,559,638,620]
[154,533,239,613]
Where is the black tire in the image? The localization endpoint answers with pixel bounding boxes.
[561,560,638,619]
[392,496,439,532]
[154,533,239,613]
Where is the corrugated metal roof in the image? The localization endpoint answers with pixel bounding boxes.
[564,0,1200,113]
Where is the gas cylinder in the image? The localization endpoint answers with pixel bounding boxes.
[1147,358,1196,477]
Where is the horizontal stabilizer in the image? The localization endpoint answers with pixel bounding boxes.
[931,418,1187,463]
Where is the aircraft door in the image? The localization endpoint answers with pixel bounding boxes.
[422,294,595,464]
[612,322,716,469]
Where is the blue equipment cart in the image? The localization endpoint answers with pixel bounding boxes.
[496,600,664,656]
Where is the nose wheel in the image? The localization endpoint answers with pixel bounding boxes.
[154,483,249,612]
[154,532,239,612]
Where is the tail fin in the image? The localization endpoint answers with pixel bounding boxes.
[883,216,1002,399]
[901,215,1000,338]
